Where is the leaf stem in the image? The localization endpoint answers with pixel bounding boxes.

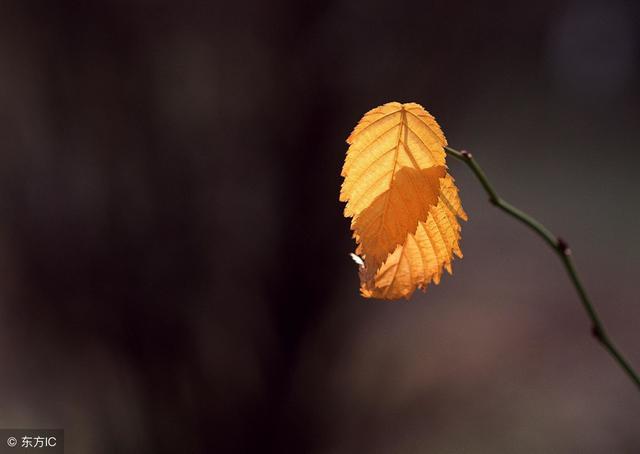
[444,145,640,391]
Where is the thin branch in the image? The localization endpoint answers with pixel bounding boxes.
[444,145,640,391]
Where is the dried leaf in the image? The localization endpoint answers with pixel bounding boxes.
[340,102,467,299]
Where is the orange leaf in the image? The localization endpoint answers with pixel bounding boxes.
[340,102,467,299]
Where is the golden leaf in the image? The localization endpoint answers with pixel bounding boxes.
[340,102,467,299]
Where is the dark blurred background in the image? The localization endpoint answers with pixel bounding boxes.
[0,1,639,453]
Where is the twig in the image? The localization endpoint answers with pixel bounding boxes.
[444,145,640,391]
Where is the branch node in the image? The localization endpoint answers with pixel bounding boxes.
[557,237,571,256]
[591,324,603,341]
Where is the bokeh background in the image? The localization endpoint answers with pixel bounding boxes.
[0,1,639,452]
